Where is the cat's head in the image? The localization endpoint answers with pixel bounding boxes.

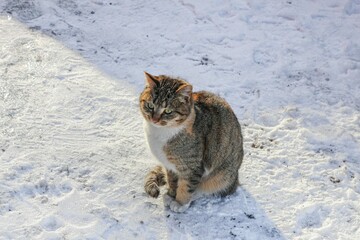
[140,72,193,127]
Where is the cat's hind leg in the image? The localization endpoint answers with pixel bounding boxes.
[198,170,239,197]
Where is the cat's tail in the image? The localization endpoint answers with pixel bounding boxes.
[144,165,166,198]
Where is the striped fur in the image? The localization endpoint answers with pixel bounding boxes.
[144,165,166,198]
[140,72,243,212]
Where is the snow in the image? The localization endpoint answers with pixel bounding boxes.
[0,0,359,239]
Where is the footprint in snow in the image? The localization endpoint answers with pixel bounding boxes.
[344,0,360,15]
[253,49,278,67]
[296,205,329,229]
[345,43,360,62]
[39,216,64,231]
[4,0,42,21]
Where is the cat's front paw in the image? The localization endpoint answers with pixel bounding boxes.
[163,195,190,213]
[144,182,160,198]
[163,194,174,207]
[169,200,190,213]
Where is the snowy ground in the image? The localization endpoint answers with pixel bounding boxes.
[1,0,359,239]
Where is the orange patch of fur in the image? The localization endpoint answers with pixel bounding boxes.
[192,93,200,102]
[184,108,196,134]
[166,171,178,197]
[140,89,151,102]
[165,154,178,167]
[198,172,231,194]
[176,179,191,204]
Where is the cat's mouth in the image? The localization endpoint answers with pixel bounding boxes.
[150,118,167,127]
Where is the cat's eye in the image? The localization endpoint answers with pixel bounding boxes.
[164,109,172,114]
[147,102,154,109]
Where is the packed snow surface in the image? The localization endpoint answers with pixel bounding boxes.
[0,0,359,239]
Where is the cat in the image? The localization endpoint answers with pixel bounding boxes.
[140,72,243,212]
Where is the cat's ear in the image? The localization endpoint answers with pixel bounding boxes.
[176,84,192,102]
[144,72,160,88]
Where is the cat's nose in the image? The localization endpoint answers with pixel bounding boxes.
[151,118,160,123]
[152,114,161,123]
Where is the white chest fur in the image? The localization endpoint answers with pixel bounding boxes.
[144,121,183,172]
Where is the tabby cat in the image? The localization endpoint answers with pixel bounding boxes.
[140,72,243,212]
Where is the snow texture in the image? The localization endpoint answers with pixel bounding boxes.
[0,0,359,239]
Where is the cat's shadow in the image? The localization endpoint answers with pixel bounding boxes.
[162,187,287,240]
